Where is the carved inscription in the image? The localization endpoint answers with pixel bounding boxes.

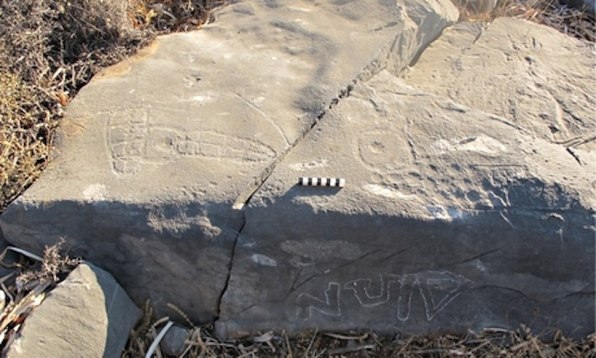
[296,282,341,319]
[356,129,411,173]
[355,127,428,201]
[296,271,472,322]
[344,274,395,307]
[106,109,276,175]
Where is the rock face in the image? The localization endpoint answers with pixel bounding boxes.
[403,19,596,148]
[216,19,595,338]
[6,263,140,358]
[1,0,594,339]
[0,0,458,321]
[215,69,595,338]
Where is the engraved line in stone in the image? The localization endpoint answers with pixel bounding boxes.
[296,282,341,319]
[296,271,471,322]
[107,116,276,174]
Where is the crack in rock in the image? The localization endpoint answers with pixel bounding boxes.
[232,80,359,210]
[215,212,246,320]
[219,79,360,317]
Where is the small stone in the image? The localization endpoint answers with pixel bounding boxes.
[160,325,191,357]
[5,263,141,358]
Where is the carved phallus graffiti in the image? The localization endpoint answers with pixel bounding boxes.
[296,271,472,322]
[106,109,276,175]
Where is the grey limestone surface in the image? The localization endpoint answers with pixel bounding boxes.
[0,0,458,322]
[403,19,596,148]
[216,69,595,338]
[1,0,594,340]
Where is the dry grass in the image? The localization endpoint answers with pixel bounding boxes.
[0,0,143,210]
[536,0,595,41]
[122,305,596,357]
[128,0,225,32]
[0,70,54,205]
[454,0,595,42]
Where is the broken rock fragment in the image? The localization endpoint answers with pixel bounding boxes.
[5,263,140,358]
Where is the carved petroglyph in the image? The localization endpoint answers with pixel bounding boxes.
[356,128,426,201]
[356,127,538,225]
[107,110,149,175]
[106,109,276,175]
[296,282,341,319]
[182,72,202,88]
[542,212,566,241]
[431,135,508,156]
[296,271,472,322]
[356,129,411,173]
[344,274,397,307]
[289,159,329,172]
[414,271,473,321]
[233,92,291,146]
[356,125,518,203]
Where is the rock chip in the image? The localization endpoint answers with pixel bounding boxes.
[6,263,141,358]
[216,70,595,338]
[0,0,458,321]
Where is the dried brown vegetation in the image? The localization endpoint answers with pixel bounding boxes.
[122,304,595,357]
[129,0,225,31]
[455,0,595,42]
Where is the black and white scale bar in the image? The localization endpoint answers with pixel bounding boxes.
[298,177,345,188]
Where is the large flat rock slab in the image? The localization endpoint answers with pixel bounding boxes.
[0,0,458,321]
[403,18,596,148]
[216,70,595,338]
